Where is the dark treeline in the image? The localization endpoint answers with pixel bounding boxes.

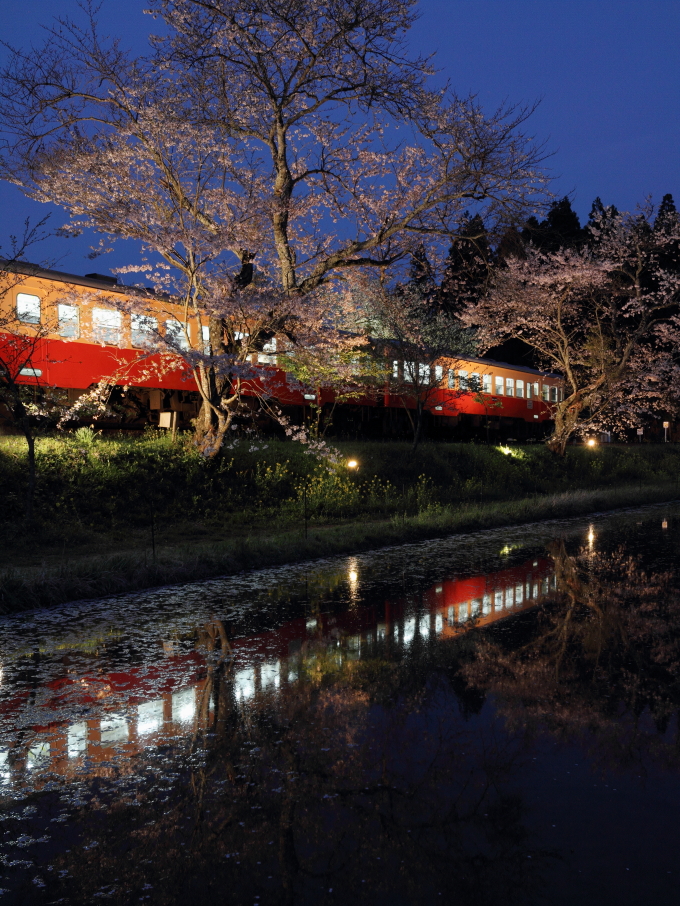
[408,193,680,367]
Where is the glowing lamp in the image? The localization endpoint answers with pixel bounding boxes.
[347,459,358,469]
[587,438,597,447]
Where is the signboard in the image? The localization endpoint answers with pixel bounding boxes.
[663,421,670,429]
[636,428,644,435]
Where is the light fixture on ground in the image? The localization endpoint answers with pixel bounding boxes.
[587,438,597,447]
[347,459,358,470]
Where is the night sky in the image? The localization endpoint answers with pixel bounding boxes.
[1,0,678,275]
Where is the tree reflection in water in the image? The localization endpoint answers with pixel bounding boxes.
[43,619,555,906]
[464,538,680,773]
[6,519,680,905]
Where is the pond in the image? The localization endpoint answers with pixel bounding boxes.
[1,503,679,905]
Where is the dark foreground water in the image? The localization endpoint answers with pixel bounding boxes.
[1,504,680,905]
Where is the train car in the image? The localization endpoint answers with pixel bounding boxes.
[0,262,563,439]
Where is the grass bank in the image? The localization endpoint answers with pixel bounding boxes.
[1,476,678,614]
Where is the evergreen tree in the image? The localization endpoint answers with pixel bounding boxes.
[495,225,526,264]
[586,196,619,246]
[522,197,585,251]
[408,244,437,298]
[437,214,491,318]
[653,194,680,276]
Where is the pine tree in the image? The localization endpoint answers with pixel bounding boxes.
[437,214,491,318]
[523,197,584,251]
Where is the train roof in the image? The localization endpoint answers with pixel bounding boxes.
[0,259,150,295]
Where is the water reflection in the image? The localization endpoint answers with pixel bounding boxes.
[0,506,679,905]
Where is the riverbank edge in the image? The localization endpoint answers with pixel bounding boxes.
[1,481,678,615]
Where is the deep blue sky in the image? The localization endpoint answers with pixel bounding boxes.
[1,0,678,276]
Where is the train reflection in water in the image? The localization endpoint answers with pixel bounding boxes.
[0,555,557,789]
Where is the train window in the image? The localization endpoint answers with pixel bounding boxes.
[392,360,399,379]
[495,375,503,395]
[202,325,210,353]
[516,379,524,398]
[404,361,415,382]
[526,381,532,400]
[469,373,480,391]
[131,313,157,348]
[58,304,79,338]
[542,384,550,401]
[458,370,468,390]
[259,336,277,364]
[533,382,540,399]
[165,319,189,351]
[559,387,564,401]
[92,307,122,345]
[551,386,558,403]
[419,363,430,384]
[447,369,455,389]
[16,292,40,324]
[434,364,443,383]
[483,374,492,393]
[505,377,514,397]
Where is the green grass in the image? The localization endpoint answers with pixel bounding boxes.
[1,431,679,612]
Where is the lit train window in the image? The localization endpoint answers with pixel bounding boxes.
[526,382,532,399]
[495,376,503,395]
[138,700,164,736]
[404,361,415,382]
[202,325,211,353]
[172,687,196,723]
[505,377,514,397]
[447,369,455,389]
[392,360,399,379]
[131,313,157,348]
[482,374,492,393]
[17,292,40,324]
[259,337,277,364]
[58,304,79,338]
[26,742,50,770]
[101,715,128,744]
[469,373,480,391]
[516,379,524,398]
[559,387,564,401]
[542,385,550,401]
[67,722,88,758]
[166,319,189,351]
[550,386,558,403]
[434,364,443,383]
[0,749,10,786]
[93,308,122,346]
[458,370,468,390]
[533,382,539,399]
[419,363,430,384]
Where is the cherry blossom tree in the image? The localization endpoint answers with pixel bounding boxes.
[465,205,680,454]
[344,271,476,449]
[0,0,549,454]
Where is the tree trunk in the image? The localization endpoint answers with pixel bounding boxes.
[547,397,583,456]
[195,408,233,458]
[411,400,424,452]
[24,430,36,523]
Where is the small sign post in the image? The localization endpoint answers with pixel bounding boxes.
[637,428,644,444]
[663,421,670,443]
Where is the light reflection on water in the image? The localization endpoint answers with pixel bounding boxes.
[0,503,679,905]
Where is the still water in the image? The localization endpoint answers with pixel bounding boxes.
[1,505,680,905]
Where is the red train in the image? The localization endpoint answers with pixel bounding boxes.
[0,263,563,439]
